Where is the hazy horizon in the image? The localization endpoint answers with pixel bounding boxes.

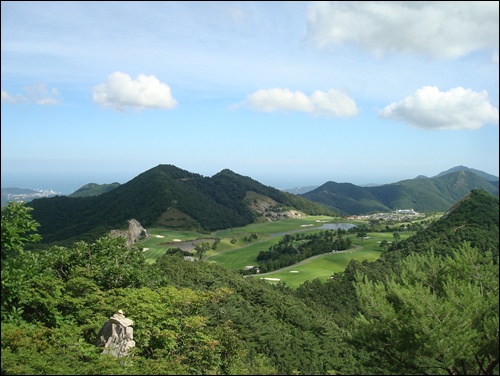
[2,163,498,195]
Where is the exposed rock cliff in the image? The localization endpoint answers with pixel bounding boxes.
[244,191,303,221]
[110,219,149,246]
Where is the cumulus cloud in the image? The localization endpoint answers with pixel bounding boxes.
[379,86,499,130]
[306,1,499,59]
[1,84,59,105]
[238,88,358,118]
[93,71,178,111]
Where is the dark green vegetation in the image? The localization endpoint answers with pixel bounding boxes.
[1,189,498,375]
[303,169,499,215]
[68,182,121,198]
[434,165,499,181]
[27,165,334,246]
[255,228,353,273]
[24,164,498,246]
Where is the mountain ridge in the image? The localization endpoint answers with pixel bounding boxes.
[433,165,498,181]
[27,164,334,245]
[282,165,498,194]
[12,164,500,244]
[302,169,498,215]
[68,182,121,197]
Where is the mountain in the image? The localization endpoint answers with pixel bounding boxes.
[27,164,335,245]
[389,188,499,257]
[433,165,498,181]
[302,169,498,215]
[68,182,121,197]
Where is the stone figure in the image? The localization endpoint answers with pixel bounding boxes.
[95,309,135,357]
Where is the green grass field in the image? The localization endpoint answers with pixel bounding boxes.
[207,237,282,269]
[138,217,415,286]
[255,250,379,288]
[219,232,414,288]
[212,215,347,237]
[252,233,388,288]
[140,216,345,262]
[141,228,211,262]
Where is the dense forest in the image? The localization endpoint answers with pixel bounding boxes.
[68,183,121,198]
[1,189,498,375]
[302,170,499,215]
[27,164,335,246]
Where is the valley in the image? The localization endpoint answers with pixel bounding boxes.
[2,188,497,375]
[139,214,419,287]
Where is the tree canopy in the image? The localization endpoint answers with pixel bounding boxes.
[1,192,498,375]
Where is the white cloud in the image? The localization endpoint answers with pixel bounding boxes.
[1,84,59,105]
[306,1,499,59]
[379,86,499,130]
[238,88,358,118]
[1,90,25,104]
[25,84,60,105]
[92,71,178,111]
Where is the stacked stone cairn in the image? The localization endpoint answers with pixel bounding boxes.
[95,310,135,357]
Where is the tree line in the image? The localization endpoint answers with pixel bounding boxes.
[1,189,498,374]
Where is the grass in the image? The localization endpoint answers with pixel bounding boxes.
[255,245,382,288]
[251,231,414,288]
[140,216,345,263]
[141,228,212,262]
[212,216,346,237]
[207,237,282,269]
[137,217,416,287]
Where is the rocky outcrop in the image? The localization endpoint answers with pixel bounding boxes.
[95,310,135,357]
[244,192,303,221]
[110,219,149,246]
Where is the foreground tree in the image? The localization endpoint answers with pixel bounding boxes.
[1,201,41,260]
[351,242,499,375]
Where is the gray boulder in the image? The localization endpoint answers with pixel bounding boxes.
[110,219,149,246]
[95,310,135,357]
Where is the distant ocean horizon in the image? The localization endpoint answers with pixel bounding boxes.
[1,173,126,195]
[1,170,327,196]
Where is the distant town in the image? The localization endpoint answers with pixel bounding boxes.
[1,188,61,206]
[346,209,423,221]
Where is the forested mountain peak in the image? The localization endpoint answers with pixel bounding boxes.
[214,168,240,176]
[433,165,499,181]
[139,164,204,180]
[28,164,334,245]
[303,170,498,215]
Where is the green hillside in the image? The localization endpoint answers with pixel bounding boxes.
[28,164,335,245]
[433,165,499,181]
[2,185,497,375]
[68,182,121,197]
[303,170,498,215]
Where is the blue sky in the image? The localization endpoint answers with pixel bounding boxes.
[1,1,499,194]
